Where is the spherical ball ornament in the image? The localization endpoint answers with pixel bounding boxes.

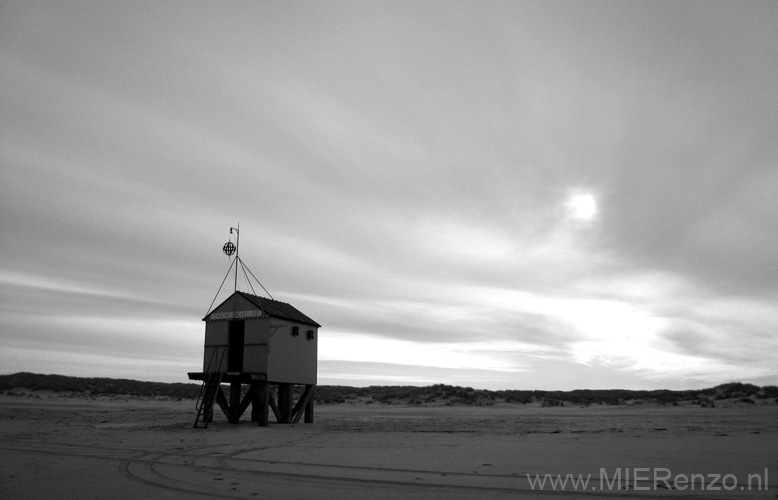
[223,241,236,256]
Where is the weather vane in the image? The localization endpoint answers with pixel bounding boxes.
[223,226,239,257]
[221,225,240,291]
[206,224,275,314]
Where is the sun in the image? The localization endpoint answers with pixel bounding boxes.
[567,192,597,221]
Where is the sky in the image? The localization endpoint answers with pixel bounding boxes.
[1,1,777,391]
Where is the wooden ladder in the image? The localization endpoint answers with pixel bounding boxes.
[194,372,223,429]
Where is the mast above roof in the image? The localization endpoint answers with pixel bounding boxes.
[206,226,274,316]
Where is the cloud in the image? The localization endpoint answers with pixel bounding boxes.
[1,1,777,389]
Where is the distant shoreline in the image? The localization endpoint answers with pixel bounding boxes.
[1,372,775,407]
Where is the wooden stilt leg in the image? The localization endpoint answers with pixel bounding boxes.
[304,385,315,423]
[255,381,269,426]
[269,394,281,422]
[251,383,260,422]
[236,383,260,422]
[291,384,314,423]
[277,383,293,423]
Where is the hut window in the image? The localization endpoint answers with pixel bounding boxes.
[292,326,299,337]
[307,329,315,340]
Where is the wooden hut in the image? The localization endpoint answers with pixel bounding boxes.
[188,291,320,427]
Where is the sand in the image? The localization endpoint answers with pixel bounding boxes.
[0,394,775,499]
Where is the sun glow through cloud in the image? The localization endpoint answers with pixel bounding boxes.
[567,192,598,221]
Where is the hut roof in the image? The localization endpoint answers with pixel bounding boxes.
[204,291,321,327]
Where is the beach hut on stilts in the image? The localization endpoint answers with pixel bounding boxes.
[189,227,320,428]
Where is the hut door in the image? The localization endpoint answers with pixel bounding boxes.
[228,320,245,372]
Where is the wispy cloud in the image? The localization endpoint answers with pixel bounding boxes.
[1,1,776,389]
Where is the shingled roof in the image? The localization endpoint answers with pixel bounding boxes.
[235,291,322,327]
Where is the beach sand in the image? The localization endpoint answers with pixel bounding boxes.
[1,394,775,499]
